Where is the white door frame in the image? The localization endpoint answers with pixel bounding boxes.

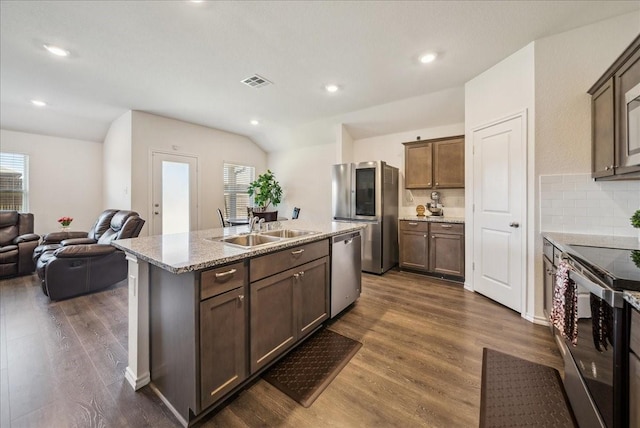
[466,110,529,318]
[149,150,199,235]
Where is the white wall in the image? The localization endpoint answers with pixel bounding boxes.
[103,111,132,209]
[0,129,103,235]
[352,123,466,218]
[337,124,354,164]
[268,144,336,223]
[464,42,536,320]
[130,111,267,235]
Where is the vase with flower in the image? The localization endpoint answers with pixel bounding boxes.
[58,216,73,231]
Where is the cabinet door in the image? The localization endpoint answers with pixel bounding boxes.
[433,138,464,188]
[631,352,640,428]
[399,229,429,271]
[591,77,616,178]
[250,270,296,373]
[542,256,554,327]
[429,232,464,277]
[200,287,247,409]
[404,142,433,189]
[296,257,329,338]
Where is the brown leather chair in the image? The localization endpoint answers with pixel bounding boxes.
[34,209,145,300]
[0,211,40,278]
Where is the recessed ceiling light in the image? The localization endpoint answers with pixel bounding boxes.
[325,84,339,93]
[43,44,69,57]
[31,99,47,107]
[419,53,437,64]
[250,120,260,126]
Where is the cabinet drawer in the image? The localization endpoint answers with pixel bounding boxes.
[250,239,329,282]
[399,221,429,233]
[429,222,463,234]
[631,309,640,356]
[543,239,554,261]
[201,261,247,301]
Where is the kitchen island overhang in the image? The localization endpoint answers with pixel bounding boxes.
[112,219,366,426]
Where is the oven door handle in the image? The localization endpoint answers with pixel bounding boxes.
[567,268,624,308]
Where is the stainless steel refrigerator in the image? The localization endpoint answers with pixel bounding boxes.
[331,161,399,274]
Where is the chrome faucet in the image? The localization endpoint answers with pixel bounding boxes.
[249,216,265,233]
[249,215,259,232]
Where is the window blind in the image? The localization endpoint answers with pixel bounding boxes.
[0,152,28,211]
[223,163,255,219]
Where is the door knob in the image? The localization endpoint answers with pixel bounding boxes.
[509,222,520,228]
[154,211,159,215]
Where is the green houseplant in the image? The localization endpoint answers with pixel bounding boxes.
[632,209,640,243]
[248,170,283,221]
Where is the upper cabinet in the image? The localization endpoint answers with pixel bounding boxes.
[589,35,640,180]
[403,135,464,189]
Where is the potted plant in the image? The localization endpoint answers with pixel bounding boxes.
[631,209,640,243]
[248,170,283,222]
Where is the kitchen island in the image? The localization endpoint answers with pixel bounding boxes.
[112,219,365,426]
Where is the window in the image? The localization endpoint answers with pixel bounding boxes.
[0,152,29,211]
[223,163,255,219]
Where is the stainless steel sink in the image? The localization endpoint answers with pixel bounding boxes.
[219,233,282,247]
[260,229,319,238]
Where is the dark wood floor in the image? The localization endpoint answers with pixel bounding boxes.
[0,270,562,427]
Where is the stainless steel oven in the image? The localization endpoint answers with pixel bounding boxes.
[559,245,640,428]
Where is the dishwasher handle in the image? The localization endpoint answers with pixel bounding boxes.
[332,231,360,244]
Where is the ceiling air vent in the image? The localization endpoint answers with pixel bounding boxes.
[241,74,272,88]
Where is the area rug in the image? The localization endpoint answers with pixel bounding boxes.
[263,328,362,407]
[480,348,577,428]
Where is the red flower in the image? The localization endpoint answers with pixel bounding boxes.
[58,216,73,226]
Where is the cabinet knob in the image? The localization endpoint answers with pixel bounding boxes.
[293,273,300,279]
[238,295,244,302]
[427,182,431,186]
[509,222,520,228]
[432,236,435,238]
[299,271,305,277]
[424,234,427,238]
[435,182,439,186]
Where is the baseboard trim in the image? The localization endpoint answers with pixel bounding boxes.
[523,313,549,326]
[149,382,189,428]
[125,367,150,391]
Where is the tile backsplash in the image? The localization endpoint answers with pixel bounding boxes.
[540,174,639,237]
[401,188,465,218]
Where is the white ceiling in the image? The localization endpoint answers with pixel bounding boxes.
[1,1,638,152]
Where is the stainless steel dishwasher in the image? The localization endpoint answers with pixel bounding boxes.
[331,231,362,318]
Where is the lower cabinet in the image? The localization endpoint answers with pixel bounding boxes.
[399,221,429,270]
[399,220,464,280]
[631,308,640,428]
[250,256,329,373]
[200,287,247,409]
[429,224,464,277]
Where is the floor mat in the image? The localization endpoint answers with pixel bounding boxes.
[480,348,577,427]
[263,328,362,407]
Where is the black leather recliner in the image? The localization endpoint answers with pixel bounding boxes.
[33,209,145,300]
[0,211,40,278]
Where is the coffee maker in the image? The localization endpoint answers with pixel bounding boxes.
[427,191,443,216]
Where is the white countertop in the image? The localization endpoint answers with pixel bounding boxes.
[113,219,366,274]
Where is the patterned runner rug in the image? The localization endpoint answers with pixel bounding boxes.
[480,348,577,427]
[263,328,362,407]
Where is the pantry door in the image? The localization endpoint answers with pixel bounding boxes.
[472,113,526,313]
[151,152,198,235]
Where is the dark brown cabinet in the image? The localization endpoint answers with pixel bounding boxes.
[429,222,464,278]
[591,78,615,178]
[399,220,464,280]
[399,221,429,271]
[404,136,464,189]
[589,35,640,180]
[200,286,247,409]
[249,240,329,373]
[631,309,640,428]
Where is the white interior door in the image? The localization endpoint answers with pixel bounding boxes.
[473,114,525,312]
[151,152,198,236]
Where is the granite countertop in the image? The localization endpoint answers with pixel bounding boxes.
[541,232,640,311]
[113,219,366,274]
[399,216,465,224]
